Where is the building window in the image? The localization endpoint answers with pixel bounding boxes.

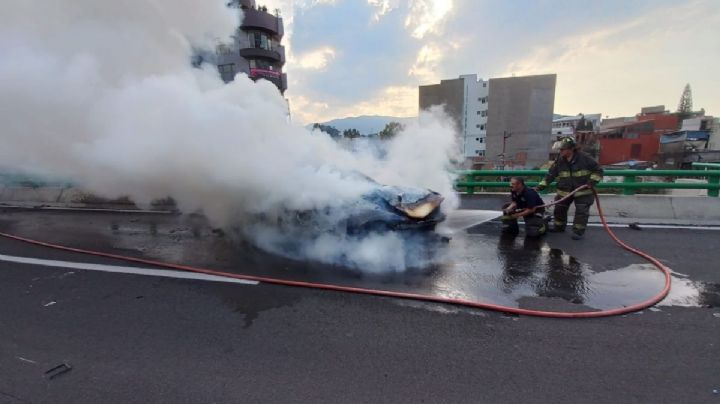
[483,82,487,87]
[216,44,233,56]
[630,144,641,158]
[481,97,487,103]
[481,124,485,130]
[250,31,272,50]
[475,137,479,141]
[249,59,275,70]
[476,124,480,128]
[481,111,487,117]
[626,133,639,139]
[477,111,481,115]
[218,63,235,74]
[480,138,484,143]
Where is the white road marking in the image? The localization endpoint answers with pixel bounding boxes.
[0,254,258,285]
[587,223,720,230]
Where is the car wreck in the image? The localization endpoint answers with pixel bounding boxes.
[250,171,447,238]
[344,183,446,234]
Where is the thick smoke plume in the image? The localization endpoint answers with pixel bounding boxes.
[0,0,460,272]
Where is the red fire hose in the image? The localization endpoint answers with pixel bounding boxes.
[0,188,671,318]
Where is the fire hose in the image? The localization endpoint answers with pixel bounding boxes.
[0,187,671,318]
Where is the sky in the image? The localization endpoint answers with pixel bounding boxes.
[257,0,720,125]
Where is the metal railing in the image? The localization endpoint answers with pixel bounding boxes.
[456,165,720,197]
[0,173,72,188]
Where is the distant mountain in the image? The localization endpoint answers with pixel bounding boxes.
[309,115,417,136]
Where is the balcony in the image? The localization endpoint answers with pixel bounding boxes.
[239,45,285,64]
[249,69,287,93]
[241,8,284,38]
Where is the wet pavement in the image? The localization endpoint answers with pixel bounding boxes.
[2,208,720,403]
[0,208,718,313]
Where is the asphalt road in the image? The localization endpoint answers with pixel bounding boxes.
[1,209,719,403]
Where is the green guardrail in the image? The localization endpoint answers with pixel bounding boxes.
[0,172,74,188]
[455,167,720,197]
[692,162,720,170]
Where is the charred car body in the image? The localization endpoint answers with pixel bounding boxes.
[237,172,449,270]
[264,172,447,236]
[344,184,445,234]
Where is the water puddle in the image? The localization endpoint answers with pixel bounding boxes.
[3,210,719,311]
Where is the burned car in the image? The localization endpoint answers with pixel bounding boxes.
[237,172,449,270]
[344,183,446,234]
[266,172,447,236]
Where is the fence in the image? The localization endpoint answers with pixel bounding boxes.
[455,164,720,197]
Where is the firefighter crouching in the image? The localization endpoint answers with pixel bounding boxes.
[501,177,547,238]
[536,136,603,240]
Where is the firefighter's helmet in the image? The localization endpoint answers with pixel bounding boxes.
[559,136,576,150]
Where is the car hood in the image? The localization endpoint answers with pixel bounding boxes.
[369,185,444,219]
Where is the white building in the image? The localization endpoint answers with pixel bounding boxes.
[551,113,602,137]
[460,74,489,158]
[682,116,720,150]
[420,73,556,167]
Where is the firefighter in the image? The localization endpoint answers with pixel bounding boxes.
[536,136,603,240]
[501,177,546,237]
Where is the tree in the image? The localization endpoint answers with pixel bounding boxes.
[379,121,405,141]
[312,123,340,138]
[677,83,693,120]
[575,114,593,132]
[342,128,361,139]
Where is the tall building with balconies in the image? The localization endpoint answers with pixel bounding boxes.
[213,0,287,94]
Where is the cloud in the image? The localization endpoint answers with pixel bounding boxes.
[293,46,336,70]
[272,0,720,125]
[343,85,419,118]
[303,0,338,6]
[501,1,720,116]
[367,0,400,21]
[290,86,418,124]
[408,43,445,84]
[288,94,331,124]
[405,0,453,39]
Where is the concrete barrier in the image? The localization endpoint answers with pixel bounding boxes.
[2,186,719,225]
[0,186,167,210]
[0,185,65,203]
[460,192,720,225]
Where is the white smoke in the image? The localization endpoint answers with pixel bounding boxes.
[0,0,460,272]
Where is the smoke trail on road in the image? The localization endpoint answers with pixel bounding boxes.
[0,0,459,272]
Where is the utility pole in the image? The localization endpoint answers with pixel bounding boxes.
[498,130,512,170]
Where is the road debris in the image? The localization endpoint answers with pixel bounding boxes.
[44,363,73,380]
